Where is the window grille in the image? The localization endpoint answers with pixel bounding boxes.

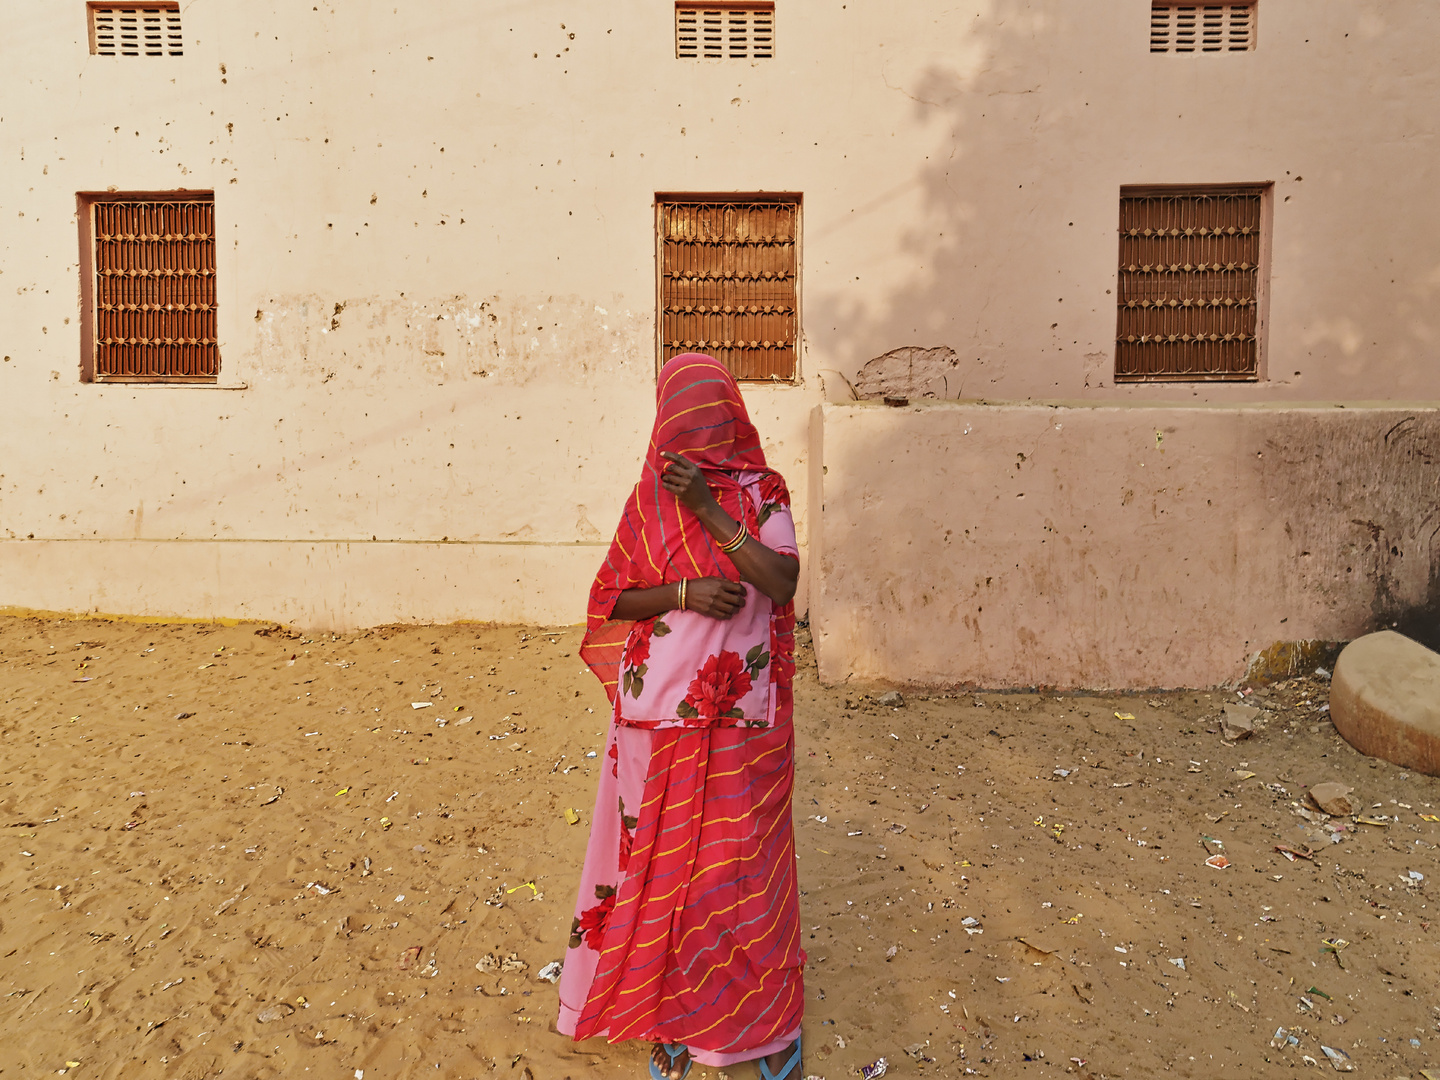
[81,194,218,381]
[1115,186,1266,382]
[676,2,774,60]
[89,3,183,57]
[1150,3,1255,52]
[658,195,798,381]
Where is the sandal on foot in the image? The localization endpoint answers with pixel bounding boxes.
[758,1036,803,1080]
[649,1043,692,1080]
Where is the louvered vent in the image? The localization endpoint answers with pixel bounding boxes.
[88,196,218,380]
[1115,187,1266,382]
[1150,3,1255,53]
[658,196,798,381]
[90,3,184,57]
[676,3,775,60]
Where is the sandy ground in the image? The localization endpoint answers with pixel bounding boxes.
[0,615,1438,1080]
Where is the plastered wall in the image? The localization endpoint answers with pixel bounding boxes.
[812,403,1440,689]
[1,2,1437,636]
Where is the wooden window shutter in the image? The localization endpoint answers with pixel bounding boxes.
[82,193,219,382]
[675,2,775,60]
[1115,186,1267,382]
[1150,3,1256,53]
[89,2,184,56]
[658,195,799,382]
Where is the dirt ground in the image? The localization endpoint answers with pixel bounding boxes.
[0,615,1437,1080]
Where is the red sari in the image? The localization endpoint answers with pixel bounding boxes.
[556,355,804,1066]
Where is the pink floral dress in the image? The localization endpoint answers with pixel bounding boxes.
[612,474,797,732]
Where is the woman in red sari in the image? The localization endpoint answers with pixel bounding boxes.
[556,354,805,1080]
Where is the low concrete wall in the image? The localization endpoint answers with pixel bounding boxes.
[810,402,1440,689]
[0,539,602,629]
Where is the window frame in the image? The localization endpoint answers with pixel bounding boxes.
[77,189,220,385]
[86,1,184,57]
[1113,182,1273,384]
[1149,1,1257,54]
[674,1,776,61]
[654,191,803,384]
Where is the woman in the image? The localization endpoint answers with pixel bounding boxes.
[556,354,806,1080]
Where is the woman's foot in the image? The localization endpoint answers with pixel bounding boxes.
[650,1043,691,1080]
[758,1037,803,1080]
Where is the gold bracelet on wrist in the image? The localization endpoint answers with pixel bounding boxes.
[678,578,687,612]
[719,522,749,554]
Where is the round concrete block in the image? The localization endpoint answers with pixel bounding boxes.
[1331,630,1440,777]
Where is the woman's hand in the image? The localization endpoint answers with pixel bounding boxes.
[685,576,746,619]
[660,451,718,513]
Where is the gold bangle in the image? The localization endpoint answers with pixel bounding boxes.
[719,523,749,554]
[678,578,687,612]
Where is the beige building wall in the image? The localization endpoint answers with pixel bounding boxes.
[812,402,1440,689]
[2,2,1437,660]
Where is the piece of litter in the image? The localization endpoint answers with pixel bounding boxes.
[1309,782,1358,816]
[585,751,597,758]
[884,945,898,960]
[1053,768,1071,778]
[334,788,348,796]
[1421,814,1440,823]
[394,894,405,902]
[257,1002,295,1023]
[1408,870,1425,882]
[1114,711,1135,720]
[1319,1045,1353,1071]
[1205,854,1230,870]
[1221,703,1258,741]
[410,702,432,709]
[564,808,581,825]
[1169,957,1186,970]
[536,960,563,984]
[860,1057,888,1079]
[1270,1026,1299,1050]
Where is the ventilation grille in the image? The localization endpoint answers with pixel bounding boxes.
[659,198,798,381]
[1150,3,1254,52]
[676,3,775,60]
[92,198,217,380]
[1115,189,1263,381]
[90,4,184,57]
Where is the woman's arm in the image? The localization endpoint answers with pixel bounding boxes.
[610,579,746,621]
[659,452,800,607]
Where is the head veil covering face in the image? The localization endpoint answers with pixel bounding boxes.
[581,353,793,702]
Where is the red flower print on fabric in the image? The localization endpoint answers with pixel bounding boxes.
[570,885,616,951]
[607,739,618,778]
[675,650,752,722]
[622,618,670,700]
[618,797,638,872]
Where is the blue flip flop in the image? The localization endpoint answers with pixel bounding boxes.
[758,1035,803,1080]
[649,1043,692,1080]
